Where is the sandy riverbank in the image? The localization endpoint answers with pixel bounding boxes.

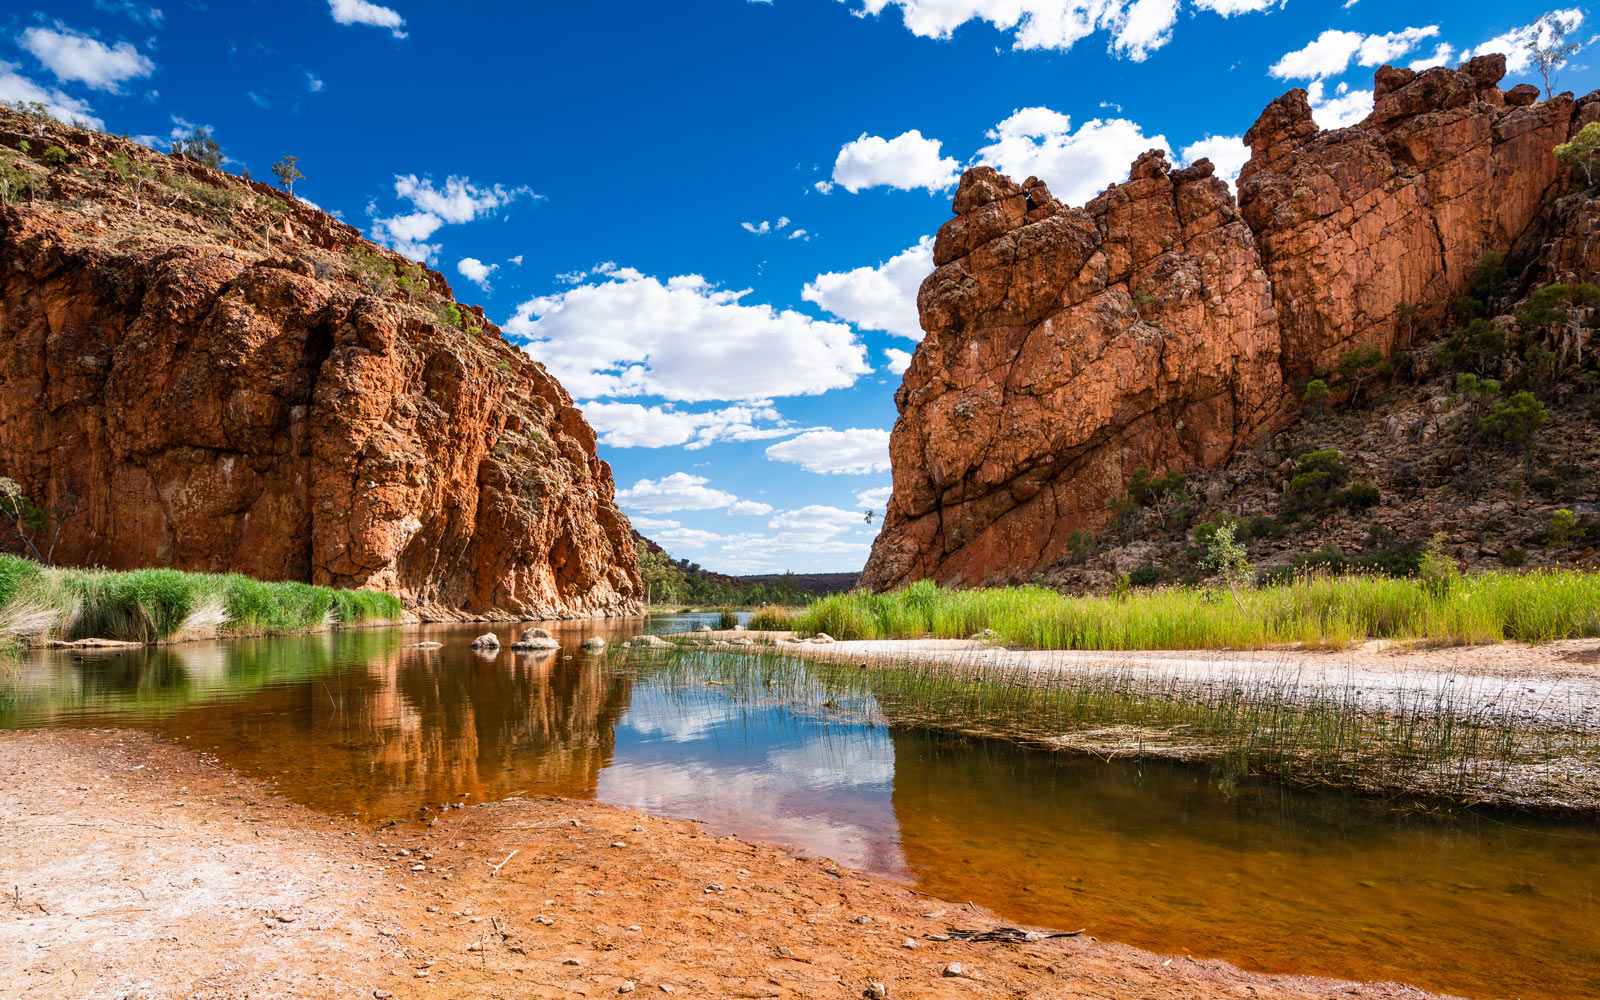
[0,729,1445,1000]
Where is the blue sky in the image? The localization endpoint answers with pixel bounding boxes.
[4,1,1593,573]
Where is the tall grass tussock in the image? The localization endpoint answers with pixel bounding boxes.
[0,554,402,644]
[795,572,1600,650]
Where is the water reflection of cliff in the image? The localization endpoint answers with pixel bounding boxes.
[2,625,635,820]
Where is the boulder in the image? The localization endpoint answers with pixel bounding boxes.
[623,634,672,648]
[510,637,559,650]
[469,633,500,648]
[580,636,606,651]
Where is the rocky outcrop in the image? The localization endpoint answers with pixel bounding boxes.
[863,55,1600,589]
[0,110,641,618]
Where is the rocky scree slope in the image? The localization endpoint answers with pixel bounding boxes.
[0,110,641,619]
[863,55,1600,590]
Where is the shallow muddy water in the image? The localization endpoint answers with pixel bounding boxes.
[3,618,1597,1000]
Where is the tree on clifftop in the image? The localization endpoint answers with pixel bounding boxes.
[271,155,303,197]
[1528,12,1580,98]
[170,126,222,168]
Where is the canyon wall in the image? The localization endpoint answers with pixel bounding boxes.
[862,55,1600,590]
[0,112,641,618]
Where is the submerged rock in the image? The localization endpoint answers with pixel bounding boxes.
[510,637,559,650]
[580,636,607,650]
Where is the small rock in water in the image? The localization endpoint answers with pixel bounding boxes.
[405,641,444,649]
[942,962,963,978]
[522,627,552,639]
[469,633,500,648]
[581,636,607,650]
[696,625,713,632]
[624,634,672,648]
[510,636,560,650]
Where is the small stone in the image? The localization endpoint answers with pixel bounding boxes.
[776,946,794,959]
[581,636,607,650]
[866,984,888,999]
[273,913,295,923]
[659,987,674,995]
[901,938,917,949]
[426,906,439,913]
[563,958,583,966]
[538,916,554,926]
[627,925,641,932]
[611,841,628,848]
[942,962,963,978]
[373,992,392,999]
[415,970,429,978]
[619,983,636,994]
[469,632,500,648]
[411,864,426,872]
[853,915,871,924]
[632,825,644,832]
[705,883,724,893]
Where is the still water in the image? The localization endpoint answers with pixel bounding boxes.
[2,617,1596,1000]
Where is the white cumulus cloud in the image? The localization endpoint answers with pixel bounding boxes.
[884,347,914,374]
[1473,9,1584,75]
[768,505,863,542]
[765,428,891,475]
[370,174,532,263]
[974,107,1168,207]
[456,257,497,289]
[1269,25,1439,81]
[616,473,755,515]
[329,0,406,37]
[855,486,894,509]
[832,130,960,193]
[1178,134,1249,191]
[19,25,153,92]
[802,236,932,341]
[506,270,872,403]
[1307,80,1373,130]
[0,61,102,128]
[579,401,801,450]
[841,0,1281,59]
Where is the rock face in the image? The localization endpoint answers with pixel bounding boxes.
[0,110,641,619]
[863,56,1600,589]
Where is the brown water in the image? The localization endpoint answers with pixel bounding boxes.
[3,618,1596,999]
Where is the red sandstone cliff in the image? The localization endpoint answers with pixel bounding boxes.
[0,110,641,619]
[863,55,1600,590]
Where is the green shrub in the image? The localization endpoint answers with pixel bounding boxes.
[349,249,396,294]
[1340,481,1381,510]
[41,145,67,168]
[1500,547,1527,567]
[717,608,739,630]
[1434,318,1505,375]
[1128,564,1163,587]
[1549,508,1578,548]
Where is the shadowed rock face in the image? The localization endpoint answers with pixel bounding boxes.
[862,55,1600,590]
[0,112,641,619]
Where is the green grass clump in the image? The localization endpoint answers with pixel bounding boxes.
[0,554,402,644]
[747,607,798,631]
[794,571,1600,650]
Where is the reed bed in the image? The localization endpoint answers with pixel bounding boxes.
[624,647,1599,808]
[0,554,402,644]
[794,573,1600,650]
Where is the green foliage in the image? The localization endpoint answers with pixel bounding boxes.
[0,554,400,643]
[1469,250,1508,306]
[791,571,1600,649]
[1557,121,1600,186]
[1302,378,1330,414]
[435,302,465,328]
[717,609,740,630]
[1278,448,1378,516]
[349,249,396,294]
[1333,345,1388,404]
[747,606,798,631]
[1434,318,1505,375]
[1528,12,1580,98]
[166,173,242,211]
[1517,284,1575,331]
[1200,523,1253,586]
[1500,547,1527,567]
[170,126,223,168]
[270,154,303,195]
[1480,391,1548,457]
[108,152,155,212]
[634,539,808,607]
[1127,287,1157,319]
[1128,467,1186,505]
[1128,564,1163,587]
[40,145,67,168]
[0,156,37,205]
[1549,508,1578,548]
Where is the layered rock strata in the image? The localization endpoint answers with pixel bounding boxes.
[863,55,1600,589]
[0,111,640,618]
